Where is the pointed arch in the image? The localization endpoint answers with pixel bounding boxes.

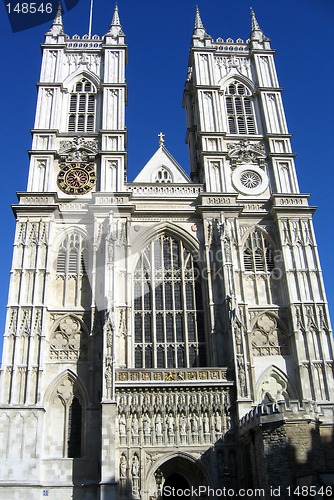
[43,368,89,408]
[62,68,101,93]
[130,221,200,270]
[43,369,87,459]
[255,365,297,404]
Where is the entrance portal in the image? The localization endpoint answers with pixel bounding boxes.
[162,473,190,499]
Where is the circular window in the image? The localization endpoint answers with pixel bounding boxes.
[240,170,261,189]
[232,164,268,195]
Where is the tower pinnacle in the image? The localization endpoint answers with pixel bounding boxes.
[107,4,123,37]
[47,2,64,36]
[193,5,206,38]
[250,7,270,47]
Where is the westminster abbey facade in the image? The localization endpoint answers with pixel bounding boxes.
[0,5,333,500]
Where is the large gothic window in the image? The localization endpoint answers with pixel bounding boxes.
[243,229,274,273]
[225,82,256,135]
[68,78,96,133]
[134,235,206,368]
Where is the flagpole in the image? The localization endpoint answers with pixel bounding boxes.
[88,0,94,38]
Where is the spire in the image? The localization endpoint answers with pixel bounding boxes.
[47,2,64,36]
[250,7,261,32]
[193,5,206,38]
[107,4,123,37]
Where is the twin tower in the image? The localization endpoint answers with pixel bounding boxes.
[0,5,333,500]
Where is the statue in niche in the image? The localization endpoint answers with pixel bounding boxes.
[132,414,139,436]
[215,412,222,433]
[119,414,126,435]
[120,454,127,478]
[203,412,210,434]
[190,413,199,433]
[132,454,139,478]
[167,413,174,435]
[143,413,151,435]
[155,413,163,435]
[180,416,186,435]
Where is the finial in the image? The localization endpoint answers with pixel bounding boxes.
[158,132,165,147]
[47,2,64,35]
[193,5,206,37]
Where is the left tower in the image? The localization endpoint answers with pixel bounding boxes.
[0,6,127,499]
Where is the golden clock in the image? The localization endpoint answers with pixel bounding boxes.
[57,163,96,195]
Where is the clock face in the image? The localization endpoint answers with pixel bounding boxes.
[57,163,96,195]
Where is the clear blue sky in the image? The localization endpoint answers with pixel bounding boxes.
[0,0,333,355]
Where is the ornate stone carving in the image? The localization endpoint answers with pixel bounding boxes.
[251,313,288,356]
[58,136,98,162]
[49,316,87,360]
[227,140,266,169]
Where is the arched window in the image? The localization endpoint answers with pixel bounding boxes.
[134,235,206,368]
[225,82,256,135]
[243,229,274,273]
[68,78,96,133]
[154,167,173,183]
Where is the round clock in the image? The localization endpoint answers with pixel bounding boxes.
[57,163,96,195]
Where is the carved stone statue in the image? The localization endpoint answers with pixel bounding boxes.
[132,414,139,435]
[132,454,139,478]
[143,413,151,435]
[203,412,210,434]
[119,414,126,435]
[155,413,163,435]
[120,454,127,478]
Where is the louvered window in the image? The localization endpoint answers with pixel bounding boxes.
[134,235,206,369]
[56,234,88,278]
[68,78,96,133]
[225,81,256,135]
[243,229,274,273]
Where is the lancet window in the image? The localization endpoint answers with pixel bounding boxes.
[68,78,96,133]
[243,229,274,273]
[225,82,256,135]
[134,235,206,368]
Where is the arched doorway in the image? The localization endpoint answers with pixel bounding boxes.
[162,473,190,499]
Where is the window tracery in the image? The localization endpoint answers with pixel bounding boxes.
[154,167,173,183]
[134,235,206,368]
[225,81,256,135]
[68,78,96,133]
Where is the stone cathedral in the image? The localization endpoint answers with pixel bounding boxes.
[0,5,333,500]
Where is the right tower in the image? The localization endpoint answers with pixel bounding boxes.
[184,8,334,491]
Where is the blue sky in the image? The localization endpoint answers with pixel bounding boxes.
[0,0,333,354]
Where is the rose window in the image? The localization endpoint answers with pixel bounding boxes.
[240,170,261,189]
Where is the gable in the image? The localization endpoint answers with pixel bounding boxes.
[133,146,191,184]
